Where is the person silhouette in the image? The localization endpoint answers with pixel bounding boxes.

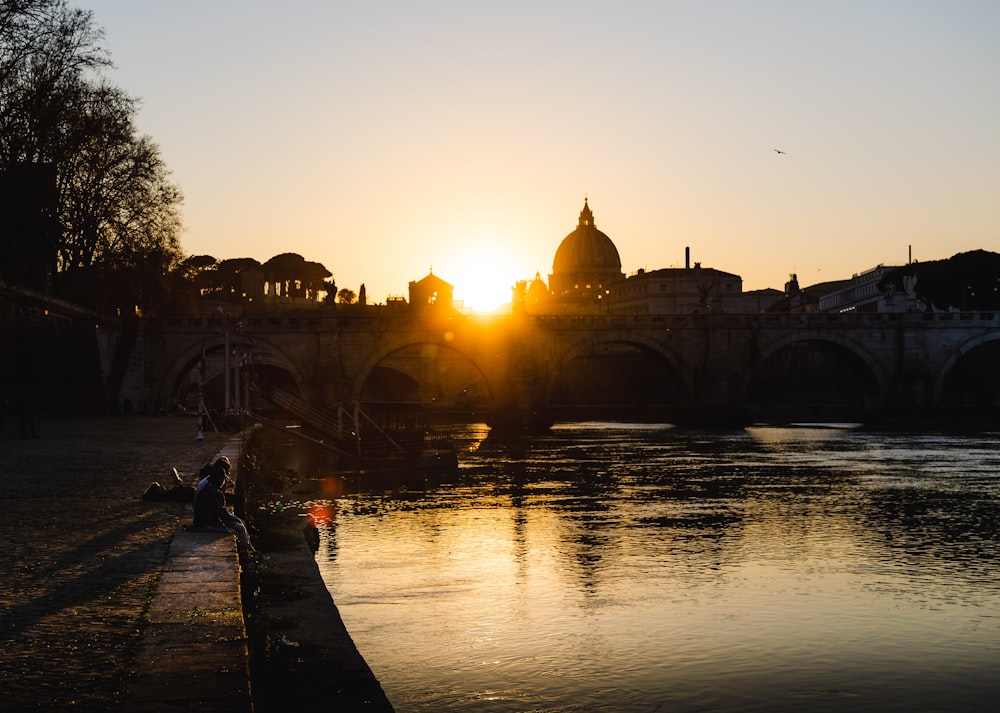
[192,467,254,552]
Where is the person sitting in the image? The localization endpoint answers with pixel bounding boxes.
[142,467,195,502]
[196,456,232,496]
[192,467,254,552]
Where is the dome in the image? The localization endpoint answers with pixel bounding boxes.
[526,272,549,304]
[552,199,622,274]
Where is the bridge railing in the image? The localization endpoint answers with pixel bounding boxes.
[258,384,407,458]
[146,308,1000,334]
[528,310,1000,329]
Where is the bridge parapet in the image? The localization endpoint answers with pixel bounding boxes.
[139,308,1000,428]
[528,309,1000,328]
[148,308,1000,337]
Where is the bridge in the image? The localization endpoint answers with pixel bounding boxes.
[131,307,1000,429]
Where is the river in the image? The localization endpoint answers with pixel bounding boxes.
[313,422,1000,712]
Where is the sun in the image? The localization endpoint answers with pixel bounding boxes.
[442,245,523,314]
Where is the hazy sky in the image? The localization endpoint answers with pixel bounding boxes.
[79,1,999,311]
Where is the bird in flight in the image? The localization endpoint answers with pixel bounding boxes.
[774,148,786,154]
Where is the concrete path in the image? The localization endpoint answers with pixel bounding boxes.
[125,437,252,712]
[0,416,394,712]
[0,416,247,710]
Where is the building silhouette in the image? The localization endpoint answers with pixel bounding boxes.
[408,271,454,313]
[514,199,770,315]
[547,198,625,310]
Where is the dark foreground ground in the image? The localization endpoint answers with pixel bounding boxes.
[0,415,393,711]
[245,503,395,711]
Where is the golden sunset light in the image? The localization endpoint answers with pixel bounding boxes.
[439,241,524,314]
[77,1,998,304]
[4,3,1000,710]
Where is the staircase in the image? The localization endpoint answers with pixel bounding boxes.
[256,384,406,458]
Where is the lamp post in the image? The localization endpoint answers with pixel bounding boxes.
[223,313,231,415]
[196,354,206,440]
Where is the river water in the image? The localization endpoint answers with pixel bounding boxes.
[313,422,1000,712]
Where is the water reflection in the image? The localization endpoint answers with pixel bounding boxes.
[316,423,1000,712]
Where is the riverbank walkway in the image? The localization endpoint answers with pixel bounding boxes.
[0,416,249,710]
[1,414,395,711]
[125,439,252,711]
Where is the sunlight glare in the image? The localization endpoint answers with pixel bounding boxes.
[441,243,522,314]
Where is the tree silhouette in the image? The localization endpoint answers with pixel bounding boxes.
[262,253,331,301]
[0,1,184,314]
[888,250,1000,311]
[263,252,305,298]
[217,257,263,298]
[337,288,356,304]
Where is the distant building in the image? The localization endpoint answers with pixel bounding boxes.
[609,264,743,315]
[546,199,625,312]
[766,275,849,314]
[817,265,909,313]
[408,271,454,312]
[386,295,408,311]
[515,199,750,315]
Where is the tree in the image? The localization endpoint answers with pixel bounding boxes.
[262,253,332,301]
[0,1,111,165]
[262,252,305,298]
[1,0,184,314]
[216,257,263,298]
[337,288,357,304]
[301,260,332,300]
[177,254,219,288]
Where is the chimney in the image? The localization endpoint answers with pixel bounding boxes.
[685,247,690,270]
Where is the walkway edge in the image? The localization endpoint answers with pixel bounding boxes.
[126,437,252,712]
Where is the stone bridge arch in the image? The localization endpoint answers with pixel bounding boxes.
[136,311,1000,429]
[743,329,888,420]
[537,328,694,412]
[164,334,305,408]
[348,333,499,407]
[935,331,1000,407]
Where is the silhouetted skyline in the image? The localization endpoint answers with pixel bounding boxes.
[83,1,999,311]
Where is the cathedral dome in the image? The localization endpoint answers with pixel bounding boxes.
[552,199,622,274]
[526,272,549,306]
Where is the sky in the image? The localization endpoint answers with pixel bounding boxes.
[78,1,999,312]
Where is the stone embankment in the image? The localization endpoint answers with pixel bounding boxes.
[0,415,393,711]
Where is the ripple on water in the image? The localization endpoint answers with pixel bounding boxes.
[318,425,1000,713]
